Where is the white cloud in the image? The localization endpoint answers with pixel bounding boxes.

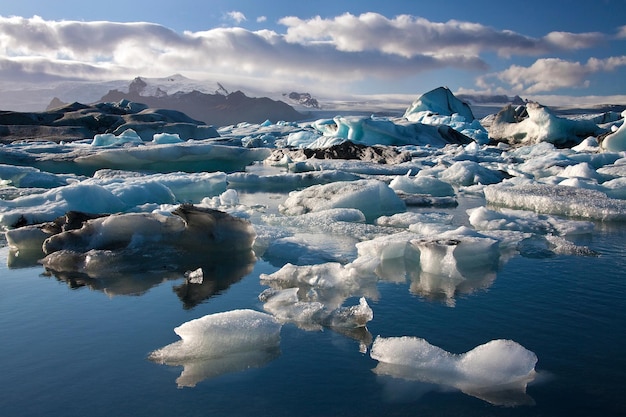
[0,15,486,86]
[257,16,267,23]
[478,56,626,94]
[226,11,247,24]
[0,14,620,96]
[279,12,605,58]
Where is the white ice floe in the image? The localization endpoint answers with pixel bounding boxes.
[371,336,537,406]
[259,261,376,348]
[484,182,626,221]
[0,171,228,227]
[279,179,406,221]
[468,206,595,236]
[439,160,505,186]
[0,164,81,188]
[389,173,455,196]
[148,309,282,387]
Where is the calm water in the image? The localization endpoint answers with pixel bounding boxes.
[1,195,625,417]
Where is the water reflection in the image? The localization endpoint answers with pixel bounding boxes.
[41,250,256,306]
[374,366,536,407]
[158,347,281,388]
[371,337,537,407]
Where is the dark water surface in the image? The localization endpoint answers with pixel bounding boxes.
[1,203,625,417]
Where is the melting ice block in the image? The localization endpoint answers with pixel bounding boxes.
[149,309,281,387]
[371,336,537,406]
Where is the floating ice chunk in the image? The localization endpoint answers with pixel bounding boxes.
[42,205,255,255]
[468,206,595,236]
[152,132,183,144]
[371,336,537,406]
[600,110,626,152]
[148,309,281,387]
[91,129,143,146]
[260,287,373,329]
[410,227,500,279]
[75,142,271,173]
[602,177,626,199]
[488,102,600,146]
[572,136,599,152]
[227,170,361,192]
[439,160,504,186]
[560,162,601,181]
[597,158,626,179]
[219,189,239,206]
[311,115,471,147]
[285,130,322,148]
[0,164,80,188]
[375,212,454,229]
[484,182,626,221]
[402,87,490,143]
[259,262,376,305]
[279,179,406,221]
[0,183,126,227]
[389,173,455,197]
[39,206,257,277]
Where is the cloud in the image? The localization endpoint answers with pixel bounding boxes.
[478,56,626,94]
[0,14,619,95]
[0,15,486,86]
[279,12,605,58]
[257,16,267,23]
[225,11,247,24]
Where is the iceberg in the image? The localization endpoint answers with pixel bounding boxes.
[148,309,282,387]
[371,336,537,406]
[488,102,601,146]
[403,87,489,143]
[600,110,626,152]
[404,86,475,122]
[311,115,472,147]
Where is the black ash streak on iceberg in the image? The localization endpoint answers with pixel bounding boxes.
[1,86,625,395]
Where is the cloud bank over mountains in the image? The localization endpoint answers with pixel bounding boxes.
[0,13,625,97]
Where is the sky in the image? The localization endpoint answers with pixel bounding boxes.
[1,0,626,104]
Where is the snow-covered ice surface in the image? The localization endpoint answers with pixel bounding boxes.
[1,94,625,415]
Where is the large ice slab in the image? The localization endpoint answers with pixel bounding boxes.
[371,336,537,406]
[484,182,626,221]
[0,171,228,228]
[148,309,281,387]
